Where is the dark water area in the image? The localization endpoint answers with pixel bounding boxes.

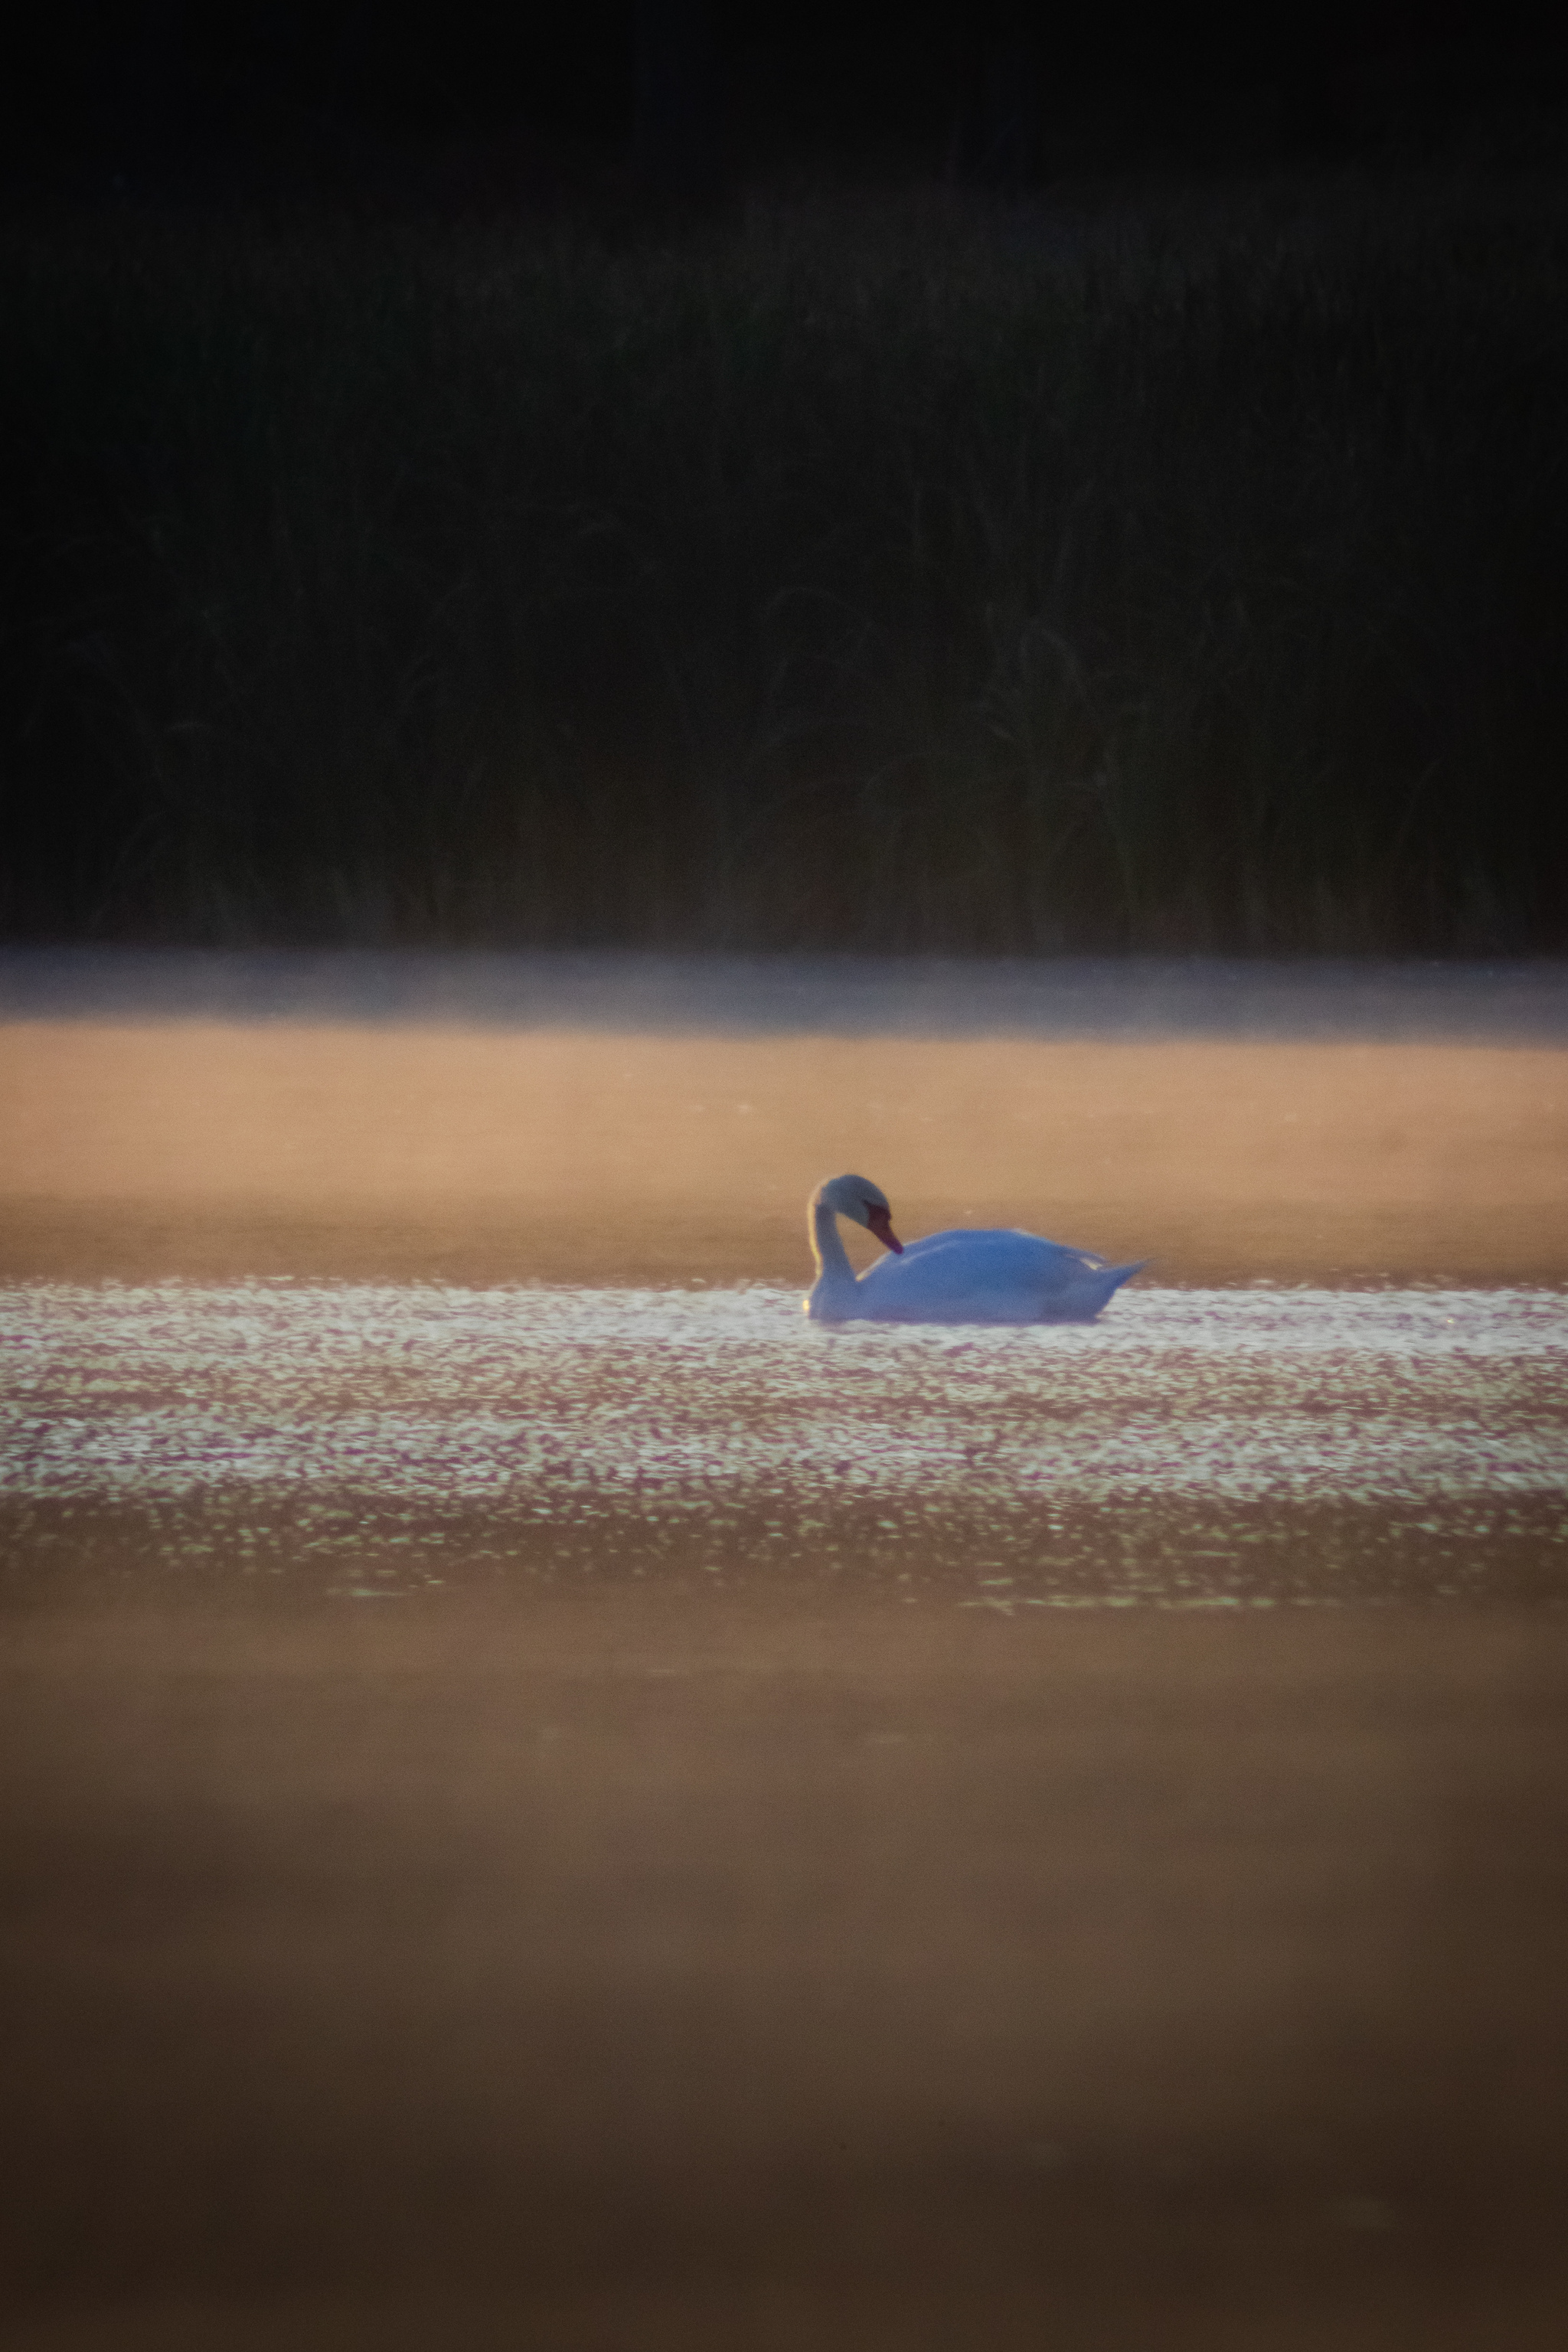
[4,1596,1567,2350]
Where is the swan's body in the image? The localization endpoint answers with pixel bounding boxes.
[805,1173,1145,1327]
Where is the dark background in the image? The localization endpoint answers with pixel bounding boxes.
[5,6,1567,956]
[10,5,1567,204]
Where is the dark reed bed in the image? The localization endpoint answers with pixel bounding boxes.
[3,176,1566,952]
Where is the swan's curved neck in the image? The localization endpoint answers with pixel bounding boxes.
[807,1198,859,1319]
[812,1199,855,1281]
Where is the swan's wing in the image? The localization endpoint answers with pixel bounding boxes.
[892,1227,970,1260]
[864,1228,1090,1282]
[856,1229,1094,1322]
[854,1230,1145,1325]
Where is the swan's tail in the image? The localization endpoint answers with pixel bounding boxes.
[1091,1258,1149,1312]
[1044,1257,1149,1324]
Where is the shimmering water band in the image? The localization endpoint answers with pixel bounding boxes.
[4,1284,1564,1511]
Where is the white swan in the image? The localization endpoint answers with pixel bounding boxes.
[805,1172,1145,1326]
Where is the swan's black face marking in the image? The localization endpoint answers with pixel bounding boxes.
[866,1202,903,1253]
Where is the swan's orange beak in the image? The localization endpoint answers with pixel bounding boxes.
[866,1204,903,1253]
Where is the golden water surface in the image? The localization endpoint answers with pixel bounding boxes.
[2,1023,1565,1283]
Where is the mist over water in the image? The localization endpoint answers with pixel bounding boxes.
[6,946,1568,1037]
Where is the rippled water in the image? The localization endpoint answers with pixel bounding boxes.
[5,1282,1565,1608]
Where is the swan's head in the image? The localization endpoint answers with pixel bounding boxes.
[814,1173,903,1253]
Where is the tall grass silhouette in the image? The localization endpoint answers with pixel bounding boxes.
[4,178,1565,951]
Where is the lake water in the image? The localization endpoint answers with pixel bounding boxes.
[4,957,1568,2347]
[6,1279,1564,1608]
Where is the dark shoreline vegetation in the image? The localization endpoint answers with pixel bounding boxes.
[5,175,1566,954]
